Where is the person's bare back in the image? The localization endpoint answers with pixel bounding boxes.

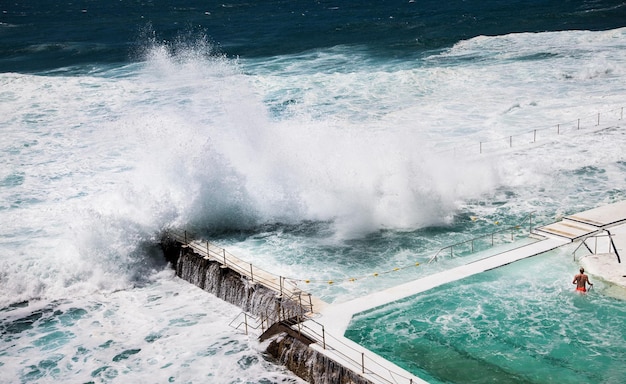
[573,267,593,292]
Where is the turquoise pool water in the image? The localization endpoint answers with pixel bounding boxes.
[345,249,626,384]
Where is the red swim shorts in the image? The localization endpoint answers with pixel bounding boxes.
[576,287,587,292]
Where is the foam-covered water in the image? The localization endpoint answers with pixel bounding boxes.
[0,272,303,383]
[2,2,626,382]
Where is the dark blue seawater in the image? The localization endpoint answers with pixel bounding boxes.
[1,0,625,72]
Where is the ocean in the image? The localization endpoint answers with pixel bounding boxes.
[1,1,626,383]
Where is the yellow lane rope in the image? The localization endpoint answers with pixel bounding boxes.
[286,220,515,285]
[288,261,422,285]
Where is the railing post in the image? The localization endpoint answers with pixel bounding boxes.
[250,263,254,282]
[281,300,285,321]
[223,249,227,265]
[184,230,188,244]
[280,276,284,296]
[322,325,326,349]
[206,241,209,258]
[362,352,365,374]
[607,230,621,263]
[244,313,248,335]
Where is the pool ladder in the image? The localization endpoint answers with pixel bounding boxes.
[572,229,621,263]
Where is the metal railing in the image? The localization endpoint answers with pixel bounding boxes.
[165,229,315,313]
[229,312,263,336]
[572,229,622,263]
[428,212,535,263]
[296,318,420,384]
[230,299,312,336]
[229,309,295,337]
[229,310,421,384]
[440,106,625,156]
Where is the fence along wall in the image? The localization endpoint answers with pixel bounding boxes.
[440,106,625,156]
[160,233,305,320]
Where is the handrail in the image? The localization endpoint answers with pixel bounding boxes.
[573,230,621,263]
[572,238,594,259]
[438,106,625,156]
[297,318,418,384]
[167,212,536,286]
[165,229,314,313]
[606,230,622,263]
[229,310,419,384]
[229,312,264,336]
[428,211,535,264]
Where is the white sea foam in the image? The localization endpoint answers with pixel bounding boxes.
[0,275,305,383]
[2,27,626,303]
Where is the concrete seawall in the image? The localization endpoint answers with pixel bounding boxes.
[267,335,374,384]
[160,235,374,384]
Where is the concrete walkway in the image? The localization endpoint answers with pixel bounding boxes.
[318,236,568,335]
[536,200,626,240]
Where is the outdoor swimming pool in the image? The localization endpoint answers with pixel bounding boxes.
[345,248,626,384]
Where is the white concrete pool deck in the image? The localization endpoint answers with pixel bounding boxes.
[298,200,626,384]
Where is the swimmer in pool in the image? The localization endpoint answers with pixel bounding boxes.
[572,267,593,292]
